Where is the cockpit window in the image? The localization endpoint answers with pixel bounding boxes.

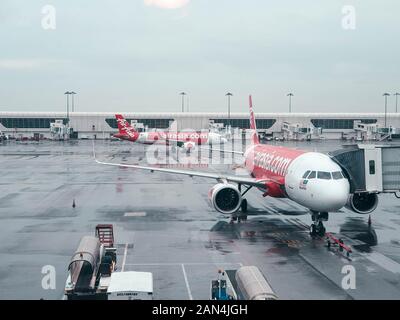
[302,170,311,179]
[332,171,343,180]
[308,171,316,179]
[317,171,331,180]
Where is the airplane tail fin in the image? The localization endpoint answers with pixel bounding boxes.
[114,114,140,141]
[248,95,260,145]
[115,114,136,135]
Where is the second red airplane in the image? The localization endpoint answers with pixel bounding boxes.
[113,114,228,152]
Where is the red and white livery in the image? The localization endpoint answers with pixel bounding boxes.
[113,114,227,151]
[96,96,379,236]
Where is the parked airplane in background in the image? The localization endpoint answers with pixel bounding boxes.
[113,114,228,152]
[97,97,379,236]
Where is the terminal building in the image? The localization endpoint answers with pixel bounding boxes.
[0,112,399,140]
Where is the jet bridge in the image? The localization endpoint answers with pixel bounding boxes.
[329,144,400,196]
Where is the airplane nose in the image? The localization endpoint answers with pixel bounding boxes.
[325,181,350,211]
[312,180,350,212]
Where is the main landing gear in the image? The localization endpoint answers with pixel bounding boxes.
[230,201,248,224]
[310,212,328,237]
[230,185,252,223]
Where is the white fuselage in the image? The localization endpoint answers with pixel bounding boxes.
[284,152,350,212]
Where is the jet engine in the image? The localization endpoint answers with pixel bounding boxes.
[208,183,242,214]
[346,193,379,214]
[182,141,195,152]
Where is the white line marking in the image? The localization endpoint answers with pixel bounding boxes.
[124,212,147,217]
[124,262,243,266]
[365,252,400,274]
[121,243,128,272]
[181,264,193,300]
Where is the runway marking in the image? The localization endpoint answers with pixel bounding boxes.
[121,243,128,272]
[124,212,147,217]
[181,264,193,300]
[124,262,243,266]
[364,252,400,274]
[298,253,354,300]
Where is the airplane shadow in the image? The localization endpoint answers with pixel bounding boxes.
[340,217,378,251]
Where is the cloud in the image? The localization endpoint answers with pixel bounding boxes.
[0,59,64,70]
[0,59,44,70]
[144,0,190,10]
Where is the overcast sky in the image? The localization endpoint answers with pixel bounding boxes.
[0,1,399,113]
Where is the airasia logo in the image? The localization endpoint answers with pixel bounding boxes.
[117,118,136,138]
[253,151,292,176]
[160,132,208,140]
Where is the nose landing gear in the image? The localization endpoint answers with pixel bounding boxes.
[310,212,328,237]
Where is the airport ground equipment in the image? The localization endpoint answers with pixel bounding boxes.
[65,236,102,299]
[107,271,153,300]
[95,224,115,248]
[95,224,117,296]
[235,266,278,300]
[218,267,278,300]
[64,224,155,300]
[49,119,71,141]
[281,121,322,141]
[326,233,352,258]
[64,224,117,300]
[0,131,7,142]
[349,121,397,141]
[210,270,233,300]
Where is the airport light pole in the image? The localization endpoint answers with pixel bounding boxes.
[395,93,400,113]
[383,93,390,128]
[70,91,77,112]
[226,92,233,127]
[180,92,187,113]
[287,93,294,113]
[64,91,71,125]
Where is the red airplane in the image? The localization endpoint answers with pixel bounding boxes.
[113,114,228,152]
[96,96,379,236]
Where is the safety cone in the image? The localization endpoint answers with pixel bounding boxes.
[72,199,76,208]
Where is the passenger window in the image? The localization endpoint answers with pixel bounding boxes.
[317,171,332,180]
[332,171,343,180]
[302,170,311,179]
[308,171,316,179]
[369,160,376,175]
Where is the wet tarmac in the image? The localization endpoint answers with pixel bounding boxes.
[1,139,400,299]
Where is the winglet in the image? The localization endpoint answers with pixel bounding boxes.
[249,95,260,145]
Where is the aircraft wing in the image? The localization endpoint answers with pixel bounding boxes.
[94,148,266,188]
[200,146,244,155]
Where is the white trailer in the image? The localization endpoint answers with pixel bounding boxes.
[235,266,278,300]
[107,271,153,300]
